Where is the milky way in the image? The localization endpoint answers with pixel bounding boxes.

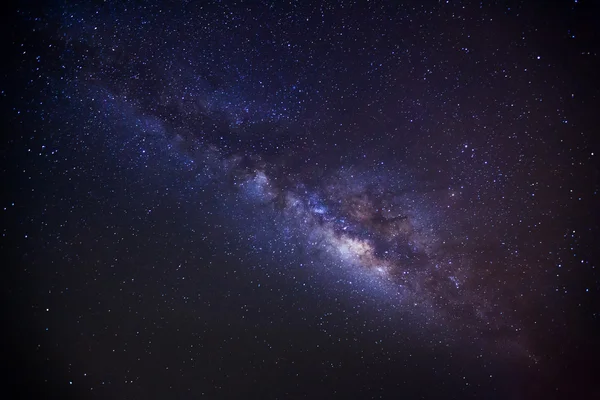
[6,1,598,398]
[71,77,541,359]
[33,0,592,352]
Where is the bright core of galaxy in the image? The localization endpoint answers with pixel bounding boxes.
[170,134,527,348]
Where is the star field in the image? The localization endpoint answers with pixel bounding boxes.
[3,1,599,399]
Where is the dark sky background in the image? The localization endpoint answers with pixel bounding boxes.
[2,1,599,399]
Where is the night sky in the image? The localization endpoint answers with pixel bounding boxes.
[3,1,599,399]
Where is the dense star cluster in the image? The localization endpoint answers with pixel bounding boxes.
[3,1,598,399]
